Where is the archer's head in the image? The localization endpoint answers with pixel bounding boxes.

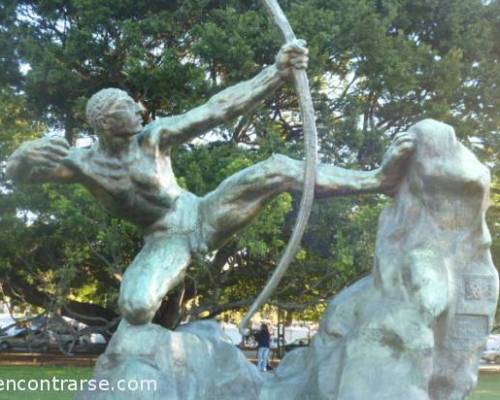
[86,88,145,139]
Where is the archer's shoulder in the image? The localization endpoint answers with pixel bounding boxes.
[138,117,179,148]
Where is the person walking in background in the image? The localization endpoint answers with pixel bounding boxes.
[255,324,271,372]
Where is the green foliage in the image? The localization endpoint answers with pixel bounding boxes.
[0,0,498,326]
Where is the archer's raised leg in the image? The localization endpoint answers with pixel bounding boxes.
[198,154,372,250]
[199,132,414,249]
[118,235,191,325]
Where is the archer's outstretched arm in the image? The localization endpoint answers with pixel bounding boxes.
[6,136,75,184]
[148,40,308,148]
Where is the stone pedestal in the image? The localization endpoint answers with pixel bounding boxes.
[77,320,263,400]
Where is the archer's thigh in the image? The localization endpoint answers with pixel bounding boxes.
[199,154,297,249]
[118,235,191,325]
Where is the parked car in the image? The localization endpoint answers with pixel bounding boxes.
[270,337,288,349]
[48,329,96,353]
[284,337,310,353]
[0,329,49,352]
[241,329,259,349]
[481,349,500,364]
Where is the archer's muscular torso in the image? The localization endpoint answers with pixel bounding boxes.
[64,129,185,229]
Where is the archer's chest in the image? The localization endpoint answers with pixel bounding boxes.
[62,144,177,225]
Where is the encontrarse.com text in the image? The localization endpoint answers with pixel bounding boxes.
[0,378,158,392]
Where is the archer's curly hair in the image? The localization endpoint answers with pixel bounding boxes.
[86,88,131,131]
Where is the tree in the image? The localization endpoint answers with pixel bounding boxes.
[1,0,498,333]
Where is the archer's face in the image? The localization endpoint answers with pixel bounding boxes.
[102,96,146,137]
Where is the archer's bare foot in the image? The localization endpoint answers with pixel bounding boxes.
[377,131,416,196]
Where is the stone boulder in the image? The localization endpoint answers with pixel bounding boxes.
[77,320,263,400]
[261,119,498,400]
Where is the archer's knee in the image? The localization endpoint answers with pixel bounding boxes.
[118,288,160,325]
[255,154,294,181]
[263,153,292,170]
[261,153,301,187]
[229,153,299,197]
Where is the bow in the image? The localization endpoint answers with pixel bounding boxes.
[239,0,318,332]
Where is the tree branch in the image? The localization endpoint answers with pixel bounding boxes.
[2,272,118,328]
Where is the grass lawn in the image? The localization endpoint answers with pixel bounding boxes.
[0,365,93,400]
[0,365,497,399]
[470,373,500,400]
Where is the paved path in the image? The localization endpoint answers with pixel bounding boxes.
[0,352,98,367]
[479,364,500,373]
[0,350,497,372]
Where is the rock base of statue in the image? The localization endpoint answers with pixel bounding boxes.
[77,120,498,400]
[76,320,263,400]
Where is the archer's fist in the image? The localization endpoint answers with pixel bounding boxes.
[6,136,70,182]
[18,136,70,168]
[276,39,309,79]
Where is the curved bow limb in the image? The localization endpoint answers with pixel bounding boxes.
[239,0,318,333]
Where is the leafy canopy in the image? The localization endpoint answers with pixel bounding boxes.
[0,0,498,329]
